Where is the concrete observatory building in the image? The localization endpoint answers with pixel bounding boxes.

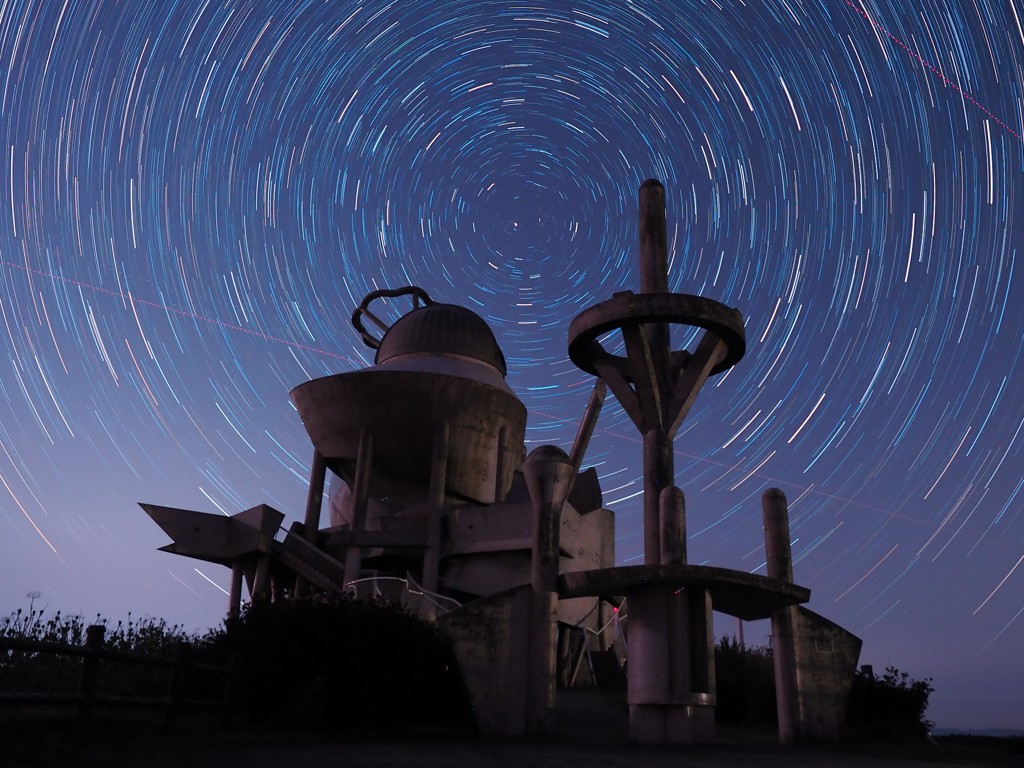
[144,180,860,744]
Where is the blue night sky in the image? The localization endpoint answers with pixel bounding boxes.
[1,0,1023,730]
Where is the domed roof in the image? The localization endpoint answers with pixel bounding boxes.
[375,303,507,376]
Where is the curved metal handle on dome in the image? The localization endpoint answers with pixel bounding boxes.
[351,286,434,349]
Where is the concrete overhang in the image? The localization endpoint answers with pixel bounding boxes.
[140,503,284,565]
[558,563,810,621]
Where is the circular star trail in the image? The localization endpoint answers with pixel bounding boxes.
[1,0,1022,728]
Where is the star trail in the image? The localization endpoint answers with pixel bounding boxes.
[1,0,1023,729]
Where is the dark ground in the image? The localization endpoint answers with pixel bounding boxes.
[2,692,1020,768]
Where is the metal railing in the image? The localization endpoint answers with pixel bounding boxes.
[344,576,461,621]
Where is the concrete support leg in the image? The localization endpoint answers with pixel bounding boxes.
[626,485,715,744]
[627,587,671,743]
[763,487,800,744]
[252,553,272,604]
[295,448,328,598]
[343,429,373,585]
[685,587,716,742]
[228,560,243,620]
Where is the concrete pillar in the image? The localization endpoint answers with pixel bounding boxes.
[639,178,671,407]
[643,428,674,564]
[302,449,327,541]
[659,485,686,566]
[626,586,671,742]
[294,448,328,598]
[763,487,800,744]
[639,179,669,295]
[252,552,272,603]
[228,560,244,619]
[569,379,607,474]
[523,445,574,736]
[421,421,449,593]
[764,487,794,582]
[343,429,373,585]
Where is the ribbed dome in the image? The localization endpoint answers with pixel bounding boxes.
[375,303,507,376]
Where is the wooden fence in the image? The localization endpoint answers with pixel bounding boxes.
[0,624,233,725]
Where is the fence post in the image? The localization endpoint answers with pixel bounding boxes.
[77,624,105,726]
[163,641,187,729]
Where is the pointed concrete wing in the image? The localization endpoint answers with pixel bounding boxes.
[140,503,282,564]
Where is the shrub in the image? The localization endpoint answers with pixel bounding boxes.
[227,596,472,731]
[0,595,228,699]
[845,665,934,740]
[714,636,777,726]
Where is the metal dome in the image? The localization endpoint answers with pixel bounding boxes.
[375,302,507,376]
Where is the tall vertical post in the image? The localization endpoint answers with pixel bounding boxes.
[567,179,747,744]
[523,445,574,736]
[77,624,105,726]
[639,180,674,565]
[764,487,800,744]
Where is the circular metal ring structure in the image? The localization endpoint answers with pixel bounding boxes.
[351,285,434,349]
[568,292,746,378]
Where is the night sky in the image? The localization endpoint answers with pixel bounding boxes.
[1,0,1022,731]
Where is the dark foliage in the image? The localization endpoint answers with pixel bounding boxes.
[227,596,472,731]
[713,636,934,741]
[846,665,934,740]
[713,636,777,726]
[0,596,227,700]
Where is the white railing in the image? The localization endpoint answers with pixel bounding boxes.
[344,576,461,621]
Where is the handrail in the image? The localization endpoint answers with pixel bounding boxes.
[344,575,461,620]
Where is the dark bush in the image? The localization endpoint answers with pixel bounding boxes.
[227,596,472,731]
[714,636,777,726]
[845,665,934,740]
[1,596,229,700]
[713,637,934,741]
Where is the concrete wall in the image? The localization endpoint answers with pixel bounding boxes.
[437,585,534,736]
[793,606,863,741]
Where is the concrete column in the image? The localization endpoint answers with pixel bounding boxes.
[659,485,686,566]
[569,379,607,474]
[764,487,794,582]
[295,448,328,598]
[643,429,674,564]
[763,487,800,744]
[343,429,373,585]
[524,446,573,592]
[228,560,244,619]
[639,179,669,294]
[627,587,671,743]
[421,421,449,593]
[639,178,671,406]
[523,445,574,736]
[659,486,689,711]
[252,553,272,603]
[302,449,327,541]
